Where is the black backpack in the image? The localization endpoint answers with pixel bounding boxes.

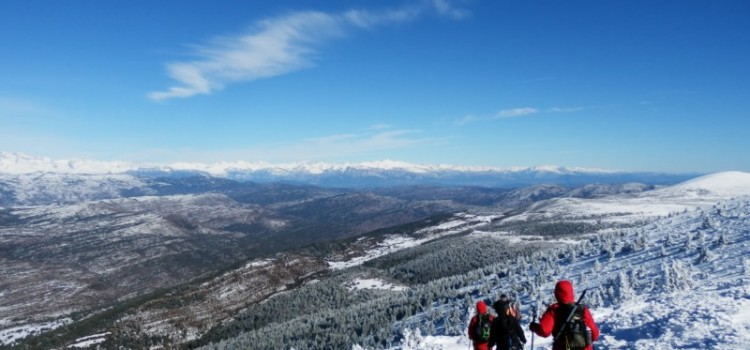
[495,315,524,350]
[474,314,492,342]
[555,304,590,350]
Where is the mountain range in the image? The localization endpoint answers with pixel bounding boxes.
[0,152,697,189]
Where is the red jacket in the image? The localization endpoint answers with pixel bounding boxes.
[530,280,600,350]
[468,301,494,350]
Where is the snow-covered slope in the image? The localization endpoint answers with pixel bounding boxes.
[0,172,151,206]
[652,171,750,198]
[509,171,750,224]
[184,180,750,350]
[384,195,750,350]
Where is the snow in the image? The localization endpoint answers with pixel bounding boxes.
[0,318,71,346]
[66,332,110,348]
[370,195,750,350]
[345,278,407,292]
[328,235,423,270]
[327,214,496,270]
[655,171,750,198]
[505,172,750,226]
[428,220,465,231]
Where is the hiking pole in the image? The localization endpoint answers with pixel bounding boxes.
[552,288,590,345]
[530,304,537,350]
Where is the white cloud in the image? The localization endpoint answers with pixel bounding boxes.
[290,129,432,159]
[121,129,439,164]
[496,107,538,118]
[546,106,585,113]
[429,0,471,20]
[149,11,342,100]
[456,114,478,126]
[0,97,57,117]
[455,108,538,125]
[456,106,589,125]
[149,2,469,100]
[369,123,393,130]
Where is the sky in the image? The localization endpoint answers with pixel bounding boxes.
[1,0,749,173]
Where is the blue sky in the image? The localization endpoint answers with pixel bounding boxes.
[1,0,748,172]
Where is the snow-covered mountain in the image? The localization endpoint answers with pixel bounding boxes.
[4,170,750,349]
[0,152,697,189]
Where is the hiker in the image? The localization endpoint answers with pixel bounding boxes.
[530,280,599,350]
[468,300,494,350]
[489,294,526,350]
[493,294,521,320]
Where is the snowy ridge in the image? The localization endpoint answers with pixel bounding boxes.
[652,171,750,197]
[510,171,750,224]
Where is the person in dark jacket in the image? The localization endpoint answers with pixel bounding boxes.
[493,294,520,320]
[530,280,600,350]
[489,295,526,350]
[468,300,493,350]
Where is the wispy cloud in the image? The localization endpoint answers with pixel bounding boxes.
[369,123,393,130]
[149,1,469,100]
[456,107,538,126]
[496,107,538,118]
[131,128,440,163]
[0,97,55,117]
[456,106,590,126]
[274,129,434,160]
[430,0,471,20]
[546,106,586,113]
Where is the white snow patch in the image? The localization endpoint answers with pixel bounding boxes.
[0,318,72,345]
[327,235,422,270]
[661,171,750,198]
[346,278,407,292]
[67,332,111,348]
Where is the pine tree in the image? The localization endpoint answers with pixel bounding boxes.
[616,271,634,300]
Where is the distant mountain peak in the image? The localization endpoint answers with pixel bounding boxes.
[0,152,704,189]
[0,152,633,176]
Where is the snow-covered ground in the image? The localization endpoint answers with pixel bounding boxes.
[0,319,71,346]
[327,214,499,270]
[506,171,750,225]
[372,179,750,349]
[66,332,111,349]
[345,278,408,292]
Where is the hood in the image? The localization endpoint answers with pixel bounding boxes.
[476,300,487,314]
[554,280,575,304]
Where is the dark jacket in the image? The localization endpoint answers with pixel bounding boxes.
[489,313,526,350]
[530,280,600,350]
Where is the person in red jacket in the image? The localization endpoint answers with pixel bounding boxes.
[468,300,494,350]
[530,280,600,350]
